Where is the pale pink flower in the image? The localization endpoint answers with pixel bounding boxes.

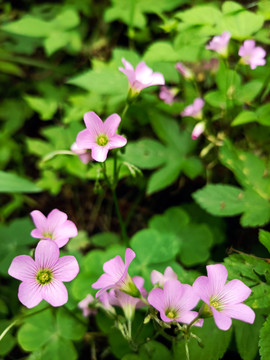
[30,209,78,248]
[8,240,79,308]
[175,62,193,80]
[238,40,266,70]
[206,32,231,57]
[76,111,127,162]
[151,266,178,287]
[148,279,203,326]
[192,122,205,140]
[193,264,255,331]
[92,248,139,298]
[181,98,204,119]
[108,276,147,320]
[71,142,92,164]
[159,86,175,104]
[119,58,165,94]
[78,294,97,317]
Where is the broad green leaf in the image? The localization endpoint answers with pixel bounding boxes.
[178,224,214,266]
[192,184,245,217]
[44,31,70,56]
[90,232,120,248]
[123,139,167,169]
[205,90,227,108]
[235,80,263,103]
[259,315,270,360]
[131,228,180,265]
[143,42,179,62]
[176,5,222,25]
[222,1,244,14]
[2,16,52,37]
[51,8,80,30]
[174,318,232,360]
[240,189,270,227]
[24,95,58,120]
[256,103,270,126]
[104,0,146,28]
[57,307,86,340]
[231,111,258,126]
[149,207,190,234]
[41,337,77,360]
[217,10,264,39]
[147,161,183,194]
[234,312,264,360]
[0,171,41,193]
[259,229,270,254]
[139,340,172,359]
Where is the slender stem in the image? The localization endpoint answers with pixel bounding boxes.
[0,320,17,342]
[186,315,201,332]
[112,188,128,244]
[185,338,190,360]
[127,319,132,340]
[139,295,149,306]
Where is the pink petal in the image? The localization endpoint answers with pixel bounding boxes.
[47,209,67,233]
[164,266,178,281]
[53,256,79,281]
[35,240,59,269]
[76,129,97,149]
[223,303,255,324]
[151,270,164,286]
[133,276,145,291]
[30,210,47,232]
[180,284,200,311]
[8,255,37,281]
[103,255,125,280]
[119,67,136,87]
[193,98,204,113]
[31,229,43,239]
[92,273,115,292]
[212,308,232,330]
[53,220,78,248]
[149,72,165,86]
[222,279,251,304]
[18,281,43,308]
[84,111,104,135]
[121,58,134,71]
[104,114,121,137]
[79,153,92,164]
[243,40,256,51]
[193,276,211,304]
[148,288,164,311]
[207,264,228,295]
[124,248,136,270]
[192,122,205,140]
[176,311,203,326]
[42,279,68,307]
[163,280,184,308]
[91,146,109,162]
[135,61,153,80]
[108,134,127,149]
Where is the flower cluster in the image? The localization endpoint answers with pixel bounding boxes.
[85,249,255,333]
[8,210,79,308]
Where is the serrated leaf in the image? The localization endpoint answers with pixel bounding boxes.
[259,315,270,360]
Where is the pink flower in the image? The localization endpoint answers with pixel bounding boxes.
[206,32,231,57]
[76,111,127,162]
[119,58,165,94]
[175,62,193,80]
[159,86,175,104]
[108,276,147,320]
[30,209,78,248]
[238,40,266,70]
[71,142,92,164]
[8,240,79,308]
[92,248,139,298]
[193,264,255,331]
[151,266,178,287]
[78,294,97,317]
[181,98,204,119]
[148,279,203,326]
[192,122,205,140]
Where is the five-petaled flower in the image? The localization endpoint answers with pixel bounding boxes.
[119,58,165,97]
[92,248,139,298]
[181,98,204,119]
[8,240,79,308]
[193,264,255,331]
[151,266,178,288]
[206,32,231,57]
[148,279,203,326]
[108,276,147,320]
[238,40,266,70]
[76,111,127,162]
[30,209,78,248]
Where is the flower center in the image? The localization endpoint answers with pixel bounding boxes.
[42,232,53,240]
[210,298,223,311]
[36,269,53,285]
[165,308,177,319]
[96,134,108,146]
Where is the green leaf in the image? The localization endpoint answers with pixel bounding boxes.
[131,229,180,266]
[0,171,41,193]
[256,103,270,126]
[259,229,270,254]
[139,340,172,359]
[176,5,222,25]
[235,80,263,103]
[147,162,183,194]
[24,95,58,120]
[143,42,179,62]
[205,90,227,108]
[178,224,214,266]
[57,307,86,340]
[259,315,270,360]
[234,311,264,360]
[149,207,190,234]
[90,232,120,248]
[41,337,77,360]
[240,189,270,227]
[174,318,232,360]
[192,184,245,216]
[222,1,244,14]
[51,8,80,30]
[44,31,70,56]
[231,111,258,126]
[2,16,52,37]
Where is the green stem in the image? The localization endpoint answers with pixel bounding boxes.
[112,189,128,244]
[0,320,17,342]
[185,338,190,360]
[186,314,201,332]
